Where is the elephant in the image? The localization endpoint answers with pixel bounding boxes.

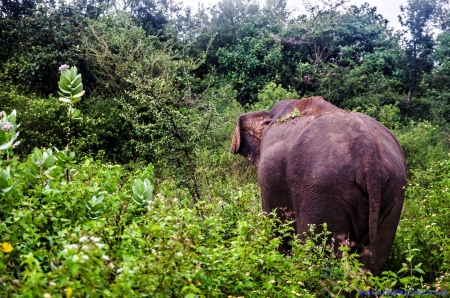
[230,96,407,275]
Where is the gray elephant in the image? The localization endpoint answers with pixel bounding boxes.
[230,96,407,275]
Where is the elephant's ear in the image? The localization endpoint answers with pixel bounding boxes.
[230,123,241,154]
[230,111,271,166]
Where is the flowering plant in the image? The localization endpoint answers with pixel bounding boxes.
[57,65,84,152]
[0,109,20,156]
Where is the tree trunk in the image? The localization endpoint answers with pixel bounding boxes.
[404,86,413,122]
[406,86,413,106]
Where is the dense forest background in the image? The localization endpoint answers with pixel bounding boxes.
[1,0,450,296]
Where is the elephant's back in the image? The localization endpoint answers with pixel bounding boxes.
[285,112,372,182]
[263,111,405,187]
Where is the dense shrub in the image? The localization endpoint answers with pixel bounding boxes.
[388,157,450,284]
[0,148,361,297]
[394,121,450,171]
[0,87,135,162]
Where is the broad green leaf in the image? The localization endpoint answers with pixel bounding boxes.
[2,180,19,194]
[399,277,410,284]
[7,110,16,124]
[60,69,71,77]
[72,109,81,118]
[59,97,71,103]
[60,75,71,87]
[72,90,85,99]
[0,177,8,189]
[69,263,80,275]
[69,66,78,79]
[55,151,68,162]
[0,131,7,143]
[397,267,407,274]
[72,84,83,95]
[32,148,43,161]
[43,154,56,168]
[58,84,71,95]
[72,74,82,87]
[47,165,64,179]
[25,172,38,185]
[0,135,17,151]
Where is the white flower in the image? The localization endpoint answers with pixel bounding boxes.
[49,282,56,287]
[79,236,89,243]
[173,198,178,202]
[82,245,90,250]
[176,252,183,257]
[108,262,115,269]
[117,268,124,274]
[72,255,79,261]
[82,255,89,260]
[90,237,101,243]
[68,244,79,249]
[269,280,275,284]
[43,293,52,298]
[96,243,105,249]
[102,255,110,261]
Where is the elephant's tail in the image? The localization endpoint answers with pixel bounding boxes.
[368,182,382,273]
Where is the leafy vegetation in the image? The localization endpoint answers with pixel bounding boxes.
[1,0,450,296]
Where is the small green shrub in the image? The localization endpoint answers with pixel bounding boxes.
[394,121,450,170]
[388,156,450,282]
[252,82,299,111]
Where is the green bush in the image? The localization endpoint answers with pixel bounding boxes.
[0,150,361,297]
[387,156,450,283]
[394,121,450,171]
[0,87,135,162]
[252,82,299,111]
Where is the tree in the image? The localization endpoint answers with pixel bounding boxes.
[399,0,436,110]
[0,1,95,94]
[80,12,222,201]
[279,1,401,106]
[217,36,283,105]
[0,0,35,18]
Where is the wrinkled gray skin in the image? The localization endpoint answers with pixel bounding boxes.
[230,96,407,275]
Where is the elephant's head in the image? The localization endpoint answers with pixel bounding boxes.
[230,111,272,167]
[230,99,300,166]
